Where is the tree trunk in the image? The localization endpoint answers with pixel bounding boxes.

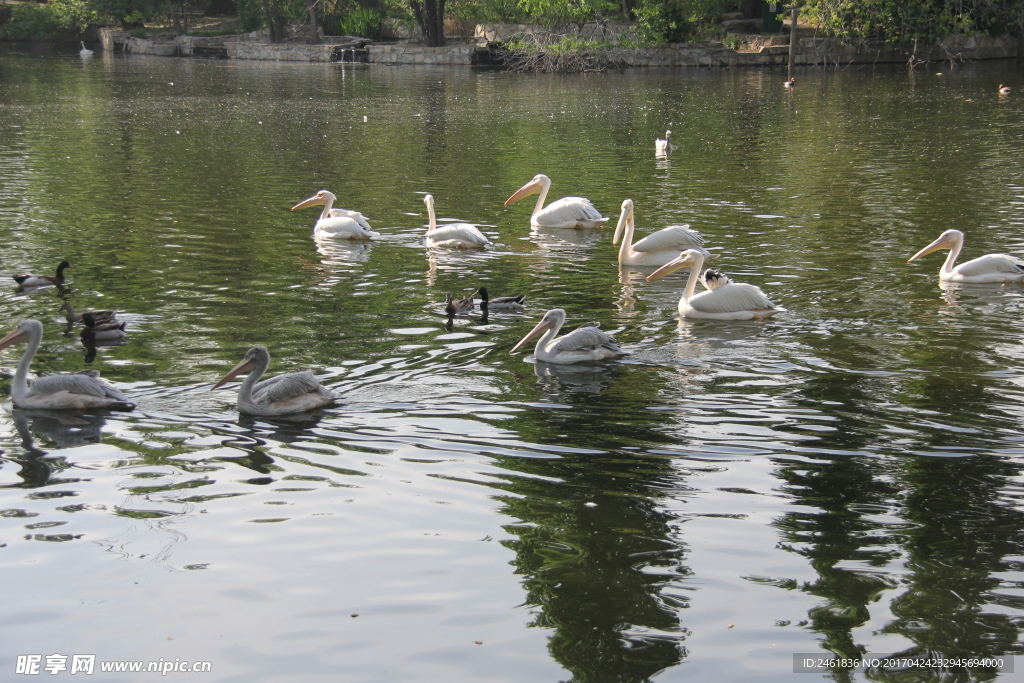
[306,0,320,43]
[263,0,285,43]
[409,0,445,46]
[166,0,185,35]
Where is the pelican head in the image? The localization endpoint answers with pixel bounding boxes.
[423,194,434,210]
[291,190,336,211]
[504,174,551,206]
[0,319,38,351]
[612,199,634,246]
[645,249,704,282]
[212,346,270,390]
[510,308,566,354]
[907,229,963,263]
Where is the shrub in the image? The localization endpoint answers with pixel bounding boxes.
[0,3,69,39]
[337,7,385,38]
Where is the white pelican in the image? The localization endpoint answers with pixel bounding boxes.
[510,309,623,364]
[478,287,525,311]
[79,41,94,57]
[423,194,490,248]
[79,314,126,343]
[646,249,783,320]
[0,319,134,410]
[612,199,705,267]
[59,302,117,325]
[655,130,672,155]
[291,190,378,240]
[14,261,71,287]
[504,174,607,229]
[999,84,1011,95]
[907,229,1024,283]
[212,346,336,416]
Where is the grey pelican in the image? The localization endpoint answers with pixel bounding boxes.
[0,319,134,410]
[907,229,1024,283]
[646,249,783,320]
[212,346,336,416]
[612,199,705,267]
[292,190,378,240]
[504,174,607,229]
[510,309,623,364]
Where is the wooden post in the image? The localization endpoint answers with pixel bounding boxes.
[787,5,798,82]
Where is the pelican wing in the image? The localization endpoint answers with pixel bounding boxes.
[253,371,330,405]
[29,373,129,402]
[328,208,372,230]
[631,225,704,253]
[428,223,490,246]
[536,197,606,226]
[955,253,1024,277]
[316,216,379,239]
[689,283,776,314]
[552,324,619,353]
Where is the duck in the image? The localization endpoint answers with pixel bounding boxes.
[784,78,795,88]
[13,261,71,288]
[212,345,336,416]
[59,302,117,325]
[79,314,127,342]
[0,319,134,410]
[477,287,525,312]
[445,291,476,316]
[998,84,1011,95]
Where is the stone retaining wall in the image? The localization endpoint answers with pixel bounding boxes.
[98,27,1019,67]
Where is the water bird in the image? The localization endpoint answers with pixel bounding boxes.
[646,249,783,320]
[612,199,706,267]
[291,190,378,240]
[510,309,623,364]
[907,228,1024,283]
[784,78,795,88]
[445,291,476,316]
[504,174,607,229]
[655,130,672,154]
[477,286,524,311]
[212,345,336,416]
[423,194,490,248]
[79,313,127,342]
[59,302,117,325]
[13,261,71,288]
[79,41,94,57]
[998,84,1010,95]
[0,319,134,410]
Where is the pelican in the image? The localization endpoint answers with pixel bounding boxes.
[80,314,126,342]
[504,174,607,229]
[655,130,672,155]
[907,229,1024,283]
[646,249,783,320]
[212,345,336,416]
[14,261,71,287]
[445,291,476,316]
[59,302,117,325]
[999,84,1011,95]
[423,194,490,248]
[79,41,94,57]
[612,199,705,267]
[478,286,525,311]
[291,190,378,240]
[510,309,623,364]
[0,319,134,410]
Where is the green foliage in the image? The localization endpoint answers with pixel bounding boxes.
[89,0,161,27]
[802,0,1024,43]
[517,0,619,27]
[448,0,525,23]
[0,0,91,39]
[337,7,386,37]
[634,0,721,43]
[234,0,267,30]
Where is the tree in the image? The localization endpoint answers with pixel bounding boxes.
[409,0,445,46]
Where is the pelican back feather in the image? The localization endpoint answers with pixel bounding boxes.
[631,225,704,253]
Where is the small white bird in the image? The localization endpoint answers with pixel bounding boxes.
[423,194,490,248]
[646,249,783,321]
[998,84,1011,95]
[79,41,94,57]
[505,174,607,229]
[655,130,672,155]
[612,199,705,267]
[0,319,134,410]
[510,308,623,364]
[212,346,336,416]
[907,228,1024,283]
[291,190,378,240]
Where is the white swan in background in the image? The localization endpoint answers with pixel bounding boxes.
[212,345,336,416]
[504,174,607,229]
[291,190,378,240]
[655,130,672,155]
[907,229,1024,283]
[510,308,623,364]
[646,249,783,320]
[423,194,490,248]
[79,41,94,57]
[612,199,705,266]
[0,319,134,410]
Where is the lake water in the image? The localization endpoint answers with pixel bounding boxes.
[1,46,1023,681]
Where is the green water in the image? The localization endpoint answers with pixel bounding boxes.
[1,47,1023,682]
